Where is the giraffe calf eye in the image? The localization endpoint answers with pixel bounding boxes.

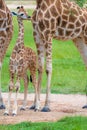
[20,14,24,16]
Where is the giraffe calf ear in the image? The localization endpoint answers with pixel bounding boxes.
[11,12,18,16]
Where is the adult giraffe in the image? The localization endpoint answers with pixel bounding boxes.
[0,0,13,109]
[31,0,87,112]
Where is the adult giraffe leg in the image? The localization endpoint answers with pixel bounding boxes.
[0,63,5,109]
[37,49,44,99]
[73,36,87,66]
[33,30,45,110]
[41,37,52,112]
[29,68,39,111]
[73,36,87,108]
[30,45,44,110]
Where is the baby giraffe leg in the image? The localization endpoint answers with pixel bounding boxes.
[4,75,14,115]
[12,77,20,116]
[20,73,29,110]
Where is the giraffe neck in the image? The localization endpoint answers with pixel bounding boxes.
[16,17,24,46]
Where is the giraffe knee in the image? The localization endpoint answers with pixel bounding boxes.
[9,86,13,91]
[15,82,20,92]
[9,82,14,91]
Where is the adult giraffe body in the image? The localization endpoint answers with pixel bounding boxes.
[0,0,13,109]
[32,0,87,112]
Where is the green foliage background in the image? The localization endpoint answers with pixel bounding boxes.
[71,0,87,6]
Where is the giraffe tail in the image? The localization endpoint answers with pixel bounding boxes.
[30,75,32,82]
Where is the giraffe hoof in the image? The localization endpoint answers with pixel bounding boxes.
[12,113,17,116]
[20,107,26,111]
[4,113,9,116]
[34,108,39,112]
[0,104,5,109]
[82,105,87,109]
[41,106,51,112]
[29,105,35,110]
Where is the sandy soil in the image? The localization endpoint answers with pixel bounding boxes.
[0,93,87,124]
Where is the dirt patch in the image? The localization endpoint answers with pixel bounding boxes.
[0,93,87,124]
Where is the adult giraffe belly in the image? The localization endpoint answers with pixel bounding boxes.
[53,7,85,40]
[54,26,82,41]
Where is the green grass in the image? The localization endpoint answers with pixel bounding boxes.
[0,116,87,130]
[52,40,87,94]
[1,9,87,94]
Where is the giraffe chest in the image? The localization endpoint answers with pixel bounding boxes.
[10,50,26,73]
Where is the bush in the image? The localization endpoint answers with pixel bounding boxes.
[71,0,87,7]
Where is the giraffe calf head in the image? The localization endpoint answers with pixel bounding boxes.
[12,6,31,20]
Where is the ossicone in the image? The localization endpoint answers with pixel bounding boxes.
[17,6,24,9]
[17,6,20,9]
[21,6,23,8]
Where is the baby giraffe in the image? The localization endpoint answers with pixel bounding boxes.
[4,6,39,116]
